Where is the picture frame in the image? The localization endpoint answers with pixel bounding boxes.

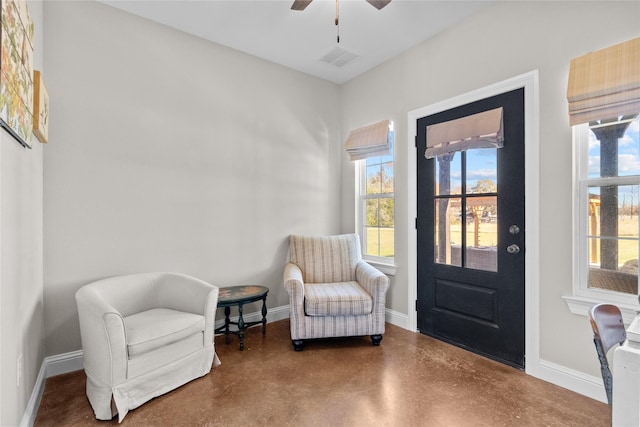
[33,70,48,144]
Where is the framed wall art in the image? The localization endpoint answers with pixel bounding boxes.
[0,0,34,148]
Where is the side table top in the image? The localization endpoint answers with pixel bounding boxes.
[218,285,269,305]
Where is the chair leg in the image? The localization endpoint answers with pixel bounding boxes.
[371,335,383,346]
[292,340,304,351]
[594,338,613,405]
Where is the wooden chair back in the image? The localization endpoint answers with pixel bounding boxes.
[588,303,626,405]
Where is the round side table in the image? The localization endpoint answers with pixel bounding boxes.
[214,285,269,350]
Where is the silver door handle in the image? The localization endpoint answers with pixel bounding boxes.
[506,244,520,254]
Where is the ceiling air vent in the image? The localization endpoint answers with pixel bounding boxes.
[319,46,359,68]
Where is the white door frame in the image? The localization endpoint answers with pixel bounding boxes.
[407,70,541,376]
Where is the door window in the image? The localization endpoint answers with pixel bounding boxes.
[434,146,498,272]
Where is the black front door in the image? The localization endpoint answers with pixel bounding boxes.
[416,88,525,368]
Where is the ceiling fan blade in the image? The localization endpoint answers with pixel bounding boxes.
[366,0,391,10]
[291,0,313,11]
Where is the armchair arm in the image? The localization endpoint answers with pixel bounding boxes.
[356,261,390,306]
[284,263,305,303]
[75,286,128,386]
[284,263,307,338]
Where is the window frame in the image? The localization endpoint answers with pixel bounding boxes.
[355,129,396,275]
[565,120,640,323]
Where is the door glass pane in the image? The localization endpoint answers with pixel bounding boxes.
[435,198,462,266]
[467,148,497,194]
[587,184,639,294]
[435,152,461,195]
[465,196,498,271]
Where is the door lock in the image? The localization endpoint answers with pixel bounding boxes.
[506,244,520,254]
[509,225,520,235]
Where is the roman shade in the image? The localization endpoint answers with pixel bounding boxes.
[567,37,640,126]
[425,107,504,159]
[344,119,390,161]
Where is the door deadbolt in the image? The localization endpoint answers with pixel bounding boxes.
[506,244,520,254]
[509,225,520,235]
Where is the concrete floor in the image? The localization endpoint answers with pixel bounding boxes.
[35,319,609,426]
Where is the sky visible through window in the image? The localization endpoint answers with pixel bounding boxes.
[587,117,640,206]
[365,132,394,186]
[440,148,498,192]
[588,118,640,178]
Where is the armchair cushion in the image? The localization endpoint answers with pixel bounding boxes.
[304,282,372,316]
[125,308,205,358]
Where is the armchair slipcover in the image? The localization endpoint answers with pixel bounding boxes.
[284,234,390,351]
[75,272,220,422]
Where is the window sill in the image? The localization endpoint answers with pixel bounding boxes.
[563,295,640,324]
[364,260,396,276]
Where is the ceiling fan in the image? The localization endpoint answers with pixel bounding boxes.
[291,0,391,11]
[291,0,391,43]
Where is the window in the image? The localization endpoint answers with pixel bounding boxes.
[357,127,395,272]
[574,115,640,306]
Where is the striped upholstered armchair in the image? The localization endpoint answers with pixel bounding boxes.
[283,234,390,351]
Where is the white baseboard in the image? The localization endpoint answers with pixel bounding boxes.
[45,350,84,377]
[536,359,607,403]
[385,308,410,330]
[22,305,605,427]
[19,357,48,427]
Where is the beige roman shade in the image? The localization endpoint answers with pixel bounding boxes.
[567,37,640,126]
[344,120,390,161]
[425,107,504,159]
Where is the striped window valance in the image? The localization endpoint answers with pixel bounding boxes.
[567,37,640,126]
[344,120,390,161]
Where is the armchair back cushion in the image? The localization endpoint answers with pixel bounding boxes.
[289,234,361,283]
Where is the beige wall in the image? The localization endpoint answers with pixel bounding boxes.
[340,1,640,377]
[42,1,342,356]
[1,1,44,425]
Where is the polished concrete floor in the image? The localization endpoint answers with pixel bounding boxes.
[35,319,609,426]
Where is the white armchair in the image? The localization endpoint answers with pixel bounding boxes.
[75,272,220,422]
[284,234,390,351]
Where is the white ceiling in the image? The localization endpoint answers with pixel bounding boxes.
[99,0,493,84]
